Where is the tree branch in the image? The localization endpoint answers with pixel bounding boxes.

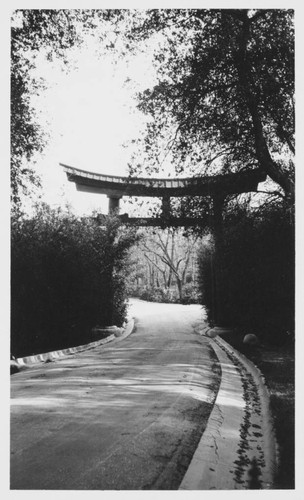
[235,15,294,199]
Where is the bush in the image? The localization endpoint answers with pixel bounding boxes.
[179,283,200,304]
[130,283,200,304]
[11,205,138,357]
[130,286,169,303]
[198,200,294,345]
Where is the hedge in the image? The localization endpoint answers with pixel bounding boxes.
[11,205,138,357]
[198,200,294,345]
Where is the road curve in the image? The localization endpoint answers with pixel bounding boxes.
[10,300,220,490]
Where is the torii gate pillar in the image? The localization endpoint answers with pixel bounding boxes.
[161,195,171,219]
[211,194,226,328]
[108,196,121,214]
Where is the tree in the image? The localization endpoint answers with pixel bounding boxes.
[131,228,199,301]
[11,10,80,210]
[11,9,119,211]
[121,9,294,204]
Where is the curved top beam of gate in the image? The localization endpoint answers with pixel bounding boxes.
[61,163,266,198]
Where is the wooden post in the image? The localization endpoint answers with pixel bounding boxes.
[212,194,225,326]
[162,195,171,220]
[108,196,121,214]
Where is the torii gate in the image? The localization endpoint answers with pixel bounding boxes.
[61,163,266,327]
[61,163,265,222]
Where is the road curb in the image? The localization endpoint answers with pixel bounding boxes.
[179,333,278,490]
[216,335,279,485]
[16,317,135,367]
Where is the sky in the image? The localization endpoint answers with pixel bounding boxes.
[27,30,158,215]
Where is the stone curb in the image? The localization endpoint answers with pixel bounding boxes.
[16,317,135,367]
[179,337,244,490]
[215,335,279,484]
[179,332,278,490]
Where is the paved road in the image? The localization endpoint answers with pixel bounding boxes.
[10,300,220,490]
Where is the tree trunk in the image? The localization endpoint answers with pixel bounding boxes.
[236,14,294,203]
[176,277,183,302]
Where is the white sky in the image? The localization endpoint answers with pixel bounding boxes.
[28,33,157,215]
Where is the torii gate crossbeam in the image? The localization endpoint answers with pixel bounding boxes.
[61,163,266,221]
[61,163,266,199]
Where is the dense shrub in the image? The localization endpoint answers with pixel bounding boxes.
[130,283,200,304]
[198,200,294,345]
[180,283,200,304]
[11,205,138,357]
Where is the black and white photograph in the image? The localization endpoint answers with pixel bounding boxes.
[7,1,299,494]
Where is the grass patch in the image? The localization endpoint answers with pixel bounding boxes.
[219,332,295,489]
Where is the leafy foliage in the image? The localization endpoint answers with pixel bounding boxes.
[10,9,121,211]
[121,9,294,201]
[11,10,81,210]
[11,206,138,357]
